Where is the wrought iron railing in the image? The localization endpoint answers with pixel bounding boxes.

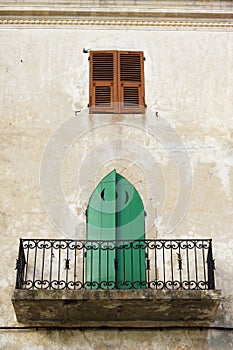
[15,238,216,290]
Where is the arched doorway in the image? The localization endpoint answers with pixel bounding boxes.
[86,169,145,289]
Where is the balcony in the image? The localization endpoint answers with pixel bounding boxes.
[12,238,221,327]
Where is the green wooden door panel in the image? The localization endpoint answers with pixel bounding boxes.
[87,169,116,239]
[86,170,116,289]
[86,170,145,289]
[116,173,146,289]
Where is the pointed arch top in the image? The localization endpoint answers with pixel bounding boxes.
[86,169,145,241]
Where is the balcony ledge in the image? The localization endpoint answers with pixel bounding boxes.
[12,289,221,327]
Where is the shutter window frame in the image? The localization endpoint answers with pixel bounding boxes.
[89,50,117,114]
[89,50,145,114]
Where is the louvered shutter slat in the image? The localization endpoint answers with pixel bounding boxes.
[118,51,145,113]
[89,51,117,113]
[123,86,140,106]
[93,53,114,81]
[95,85,111,107]
[120,54,141,82]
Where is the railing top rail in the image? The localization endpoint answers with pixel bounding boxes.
[19,238,213,251]
[20,238,212,243]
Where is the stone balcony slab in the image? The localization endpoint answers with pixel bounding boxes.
[12,289,221,328]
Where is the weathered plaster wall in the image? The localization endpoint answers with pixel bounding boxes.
[0,328,233,350]
[1,26,233,348]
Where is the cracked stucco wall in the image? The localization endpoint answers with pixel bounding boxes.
[0,26,233,349]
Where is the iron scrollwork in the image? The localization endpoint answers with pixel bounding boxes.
[15,238,216,291]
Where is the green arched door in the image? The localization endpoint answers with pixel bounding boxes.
[86,170,145,289]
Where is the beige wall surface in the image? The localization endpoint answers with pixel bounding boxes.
[0,25,233,348]
[0,328,233,350]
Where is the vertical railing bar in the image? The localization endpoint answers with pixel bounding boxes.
[66,243,69,289]
[41,240,45,289]
[98,241,101,287]
[24,240,30,288]
[16,239,26,289]
[139,241,142,288]
[207,239,215,289]
[170,241,174,289]
[74,241,77,290]
[115,241,118,290]
[179,244,182,289]
[82,242,85,289]
[155,243,158,290]
[186,241,190,290]
[162,243,166,288]
[32,242,38,290]
[57,240,61,290]
[146,245,150,287]
[131,242,134,285]
[49,244,53,290]
[123,241,126,284]
[90,241,93,290]
[194,242,198,289]
[202,240,207,289]
[106,241,109,289]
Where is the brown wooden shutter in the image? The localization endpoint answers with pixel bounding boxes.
[89,51,117,113]
[118,51,145,113]
[89,50,145,114]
